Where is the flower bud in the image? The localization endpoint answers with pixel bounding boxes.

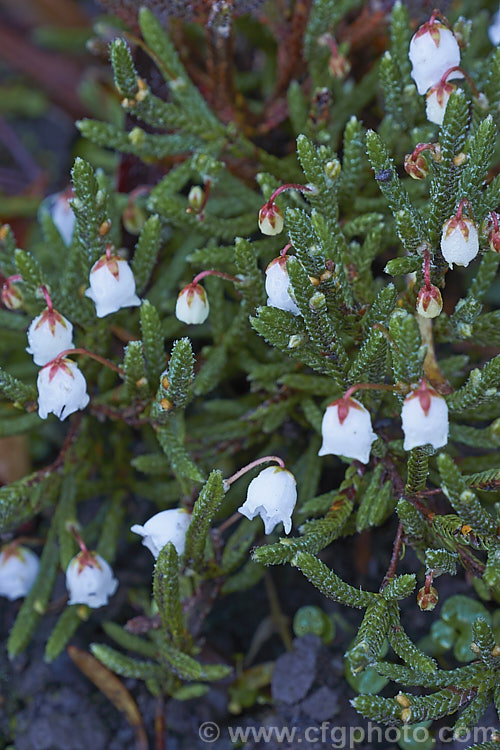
[404,152,429,180]
[265,257,300,315]
[328,51,351,79]
[258,202,284,236]
[49,187,76,245]
[417,585,439,611]
[0,544,40,600]
[401,382,449,451]
[26,308,74,366]
[1,277,23,310]
[237,466,297,535]
[187,186,205,212]
[485,213,500,252]
[65,551,118,608]
[122,202,147,235]
[409,20,462,95]
[319,397,377,464]
[426,80,457,125]
[37,358,90,421]
[416,284,443,318]
[131,508,191,558]
[175,283,209,324]
[85,253,141,318]
[440,215,479,268]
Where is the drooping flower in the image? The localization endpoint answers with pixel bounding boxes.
[65,550,118,608]
[401,381,449,451]
[49,187,76,246]
[26,308,74,366]
[425,80,457,125]
[37,358,90,421]
[319,397,377,464]
[131,508,191,559]
[265,257,300,315]
[1,276,23,310]
[175,283,209,325]
[416,284,443,318]
[484,212,500,253]
[258,201,284,236]
[0,544,40,600]
[440,215,479,268]
[409,19,462,95]
[404,151,429,180]
[85,252,141,318]
[237,465,297,535]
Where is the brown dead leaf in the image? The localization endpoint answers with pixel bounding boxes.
[67,646,149,750]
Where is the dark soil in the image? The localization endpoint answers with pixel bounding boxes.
[1,520,497,750]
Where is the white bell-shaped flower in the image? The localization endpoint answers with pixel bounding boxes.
[175,283,209,325]
[131,508,191,559]
[319,397,377,464]
[401,382,449,451]
[440,216,479,268]
[85,253,141,318]
[426,81,456,125]
[26,308,74,366]
[409,21,462,95]
[489,5,500,46]
[51,189,76,245]
[265,257,300,315]
[65,550,118,608]
[258,202,284,235]
[409,22,462,96]
[238,465,297,535]
[37,358,90,421]
[0,544,40,600]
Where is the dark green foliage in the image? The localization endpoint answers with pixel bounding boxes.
[183,470,225,569]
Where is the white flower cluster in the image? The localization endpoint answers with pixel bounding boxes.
[409,16,463,126]
[24,229,141,421]
[318,383,449,465]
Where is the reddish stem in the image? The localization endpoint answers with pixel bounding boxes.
[490,212,499,232]
[422,247,432,290]
[280,243,292,257]
[267,183,312,206]
[191,269,240,285]
[455,198,470,221]
[343,382,406,401]
[224,455,285,488]
[439,66,479,97]
[428,8,451,29]
[105,244,112,260]
[7,274,22,284]
[40,284,53,312]
[380,522,404,590]
[424,570,434,595]
[69,525,88,555]
[51,348,125,376]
